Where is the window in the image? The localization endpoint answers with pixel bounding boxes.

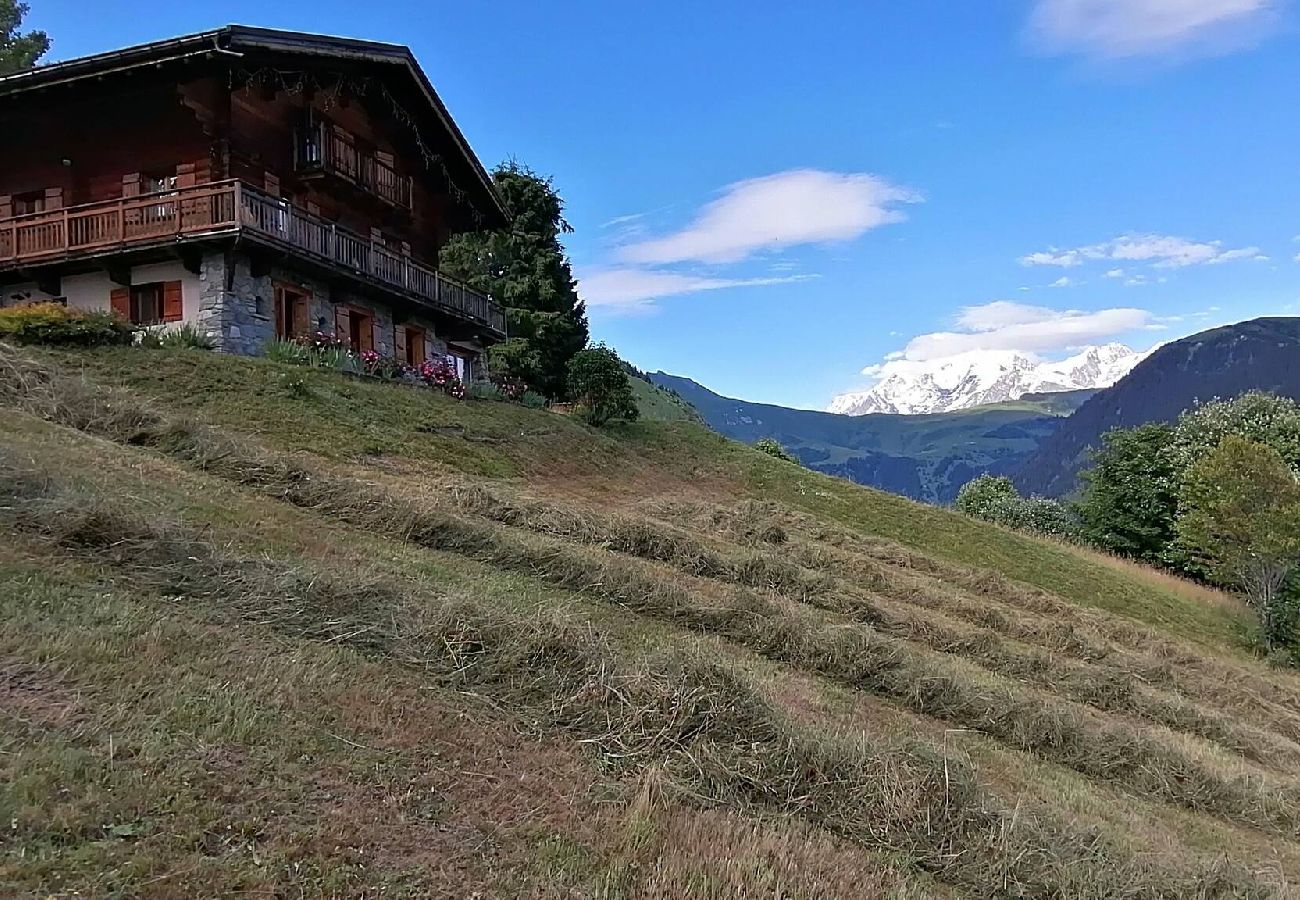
[274,285,311,339]
[130,284,163,326]
[348,309,373,353]
[111,281,182,326]
[12,191,45,216]
[402,326,425,367]
[448,349,472,382]
[142,172,178,195]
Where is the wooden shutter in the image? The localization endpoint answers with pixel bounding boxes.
[110,287,130,320]
[264,172,280,197]
[122,173,141,197]
[273,287,286,337]
[292,294,312,337]
[394,325,407,364]
[43,188,63,211]
[162,281,183,322]
[361,314,376,353]
[0,196,11,219]
[176,163,197,189]
[305,199,321,216]
[334,306,350,343]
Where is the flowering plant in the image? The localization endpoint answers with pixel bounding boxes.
[293,331,349,352]
[490,373,528,402]
[415,357,465,399]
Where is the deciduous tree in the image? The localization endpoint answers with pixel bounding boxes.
[1077,423,1178,562]
[1177,435,1300,650]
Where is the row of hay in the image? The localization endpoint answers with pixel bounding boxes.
[0,463,1279,900]
[2,348,1297,836]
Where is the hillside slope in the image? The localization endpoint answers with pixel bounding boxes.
[653,372,1088,503]
[3,344,1299,898]
[1016,317,1300,497]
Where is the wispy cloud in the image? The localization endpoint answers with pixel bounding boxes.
[1026,0,1280,60]
[618,169,922,265]
[578,267,816,315]
[883,300,1154,363]
[1020,233,1266,269]
[600,212,646,229]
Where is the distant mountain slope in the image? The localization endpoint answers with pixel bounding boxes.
[1014,317,1300,498]
[829,344,1145,416]
[652,373,1088,503]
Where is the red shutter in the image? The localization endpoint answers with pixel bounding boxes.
[110,287,130,320]
[162,281,183,322]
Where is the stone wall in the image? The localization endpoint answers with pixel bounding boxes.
[196,251,275,356]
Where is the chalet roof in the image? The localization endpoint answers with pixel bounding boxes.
[0,25,510,228]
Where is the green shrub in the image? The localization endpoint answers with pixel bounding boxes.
[264,339,311,366]
[522,390,548,410]
[566,344,639,427]
[955,474,1078,540]
[158,323,215,351]
[754,438,798,464]
[0,303,133,347]
[469,382,505,401]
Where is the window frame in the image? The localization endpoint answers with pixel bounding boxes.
[129,283,164,326]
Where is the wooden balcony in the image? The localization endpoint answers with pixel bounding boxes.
[296,124,413,210]
[0,180,504,336]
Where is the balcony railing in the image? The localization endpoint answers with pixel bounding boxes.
[0,180,503,334]
[296,124,413,210]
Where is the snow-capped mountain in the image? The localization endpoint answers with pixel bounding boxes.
[828,344,1149,416]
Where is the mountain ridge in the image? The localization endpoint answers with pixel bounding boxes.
[830,344,1147,416]
[652,371,1088,503]
[1014,317,1300,497]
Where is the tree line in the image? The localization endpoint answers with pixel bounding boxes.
[956,392,1300,656]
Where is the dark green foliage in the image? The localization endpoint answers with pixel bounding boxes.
[567,345,639,427]
[441,161,589,399]
[0,1,47,74]
[754,438,798,464]
[1077,424,1178,562]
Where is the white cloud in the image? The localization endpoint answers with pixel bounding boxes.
[883,300,1153,363]
[618,169,922,265]
[1020,233,1266,269]
[578,267,815,314]
[1049,276,1076,288]
[1027,0,1279,59]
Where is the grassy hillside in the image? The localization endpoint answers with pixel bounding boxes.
[3,344,1297,898]
[627,373,703,423]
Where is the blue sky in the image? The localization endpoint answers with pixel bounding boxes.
[26,0,1300,408]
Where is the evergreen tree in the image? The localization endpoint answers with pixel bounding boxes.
[0,1,48,75]
[441,161,589,399]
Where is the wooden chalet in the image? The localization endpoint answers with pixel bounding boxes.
[0,25,508,377]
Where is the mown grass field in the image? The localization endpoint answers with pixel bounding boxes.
[1,344,1295,898]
